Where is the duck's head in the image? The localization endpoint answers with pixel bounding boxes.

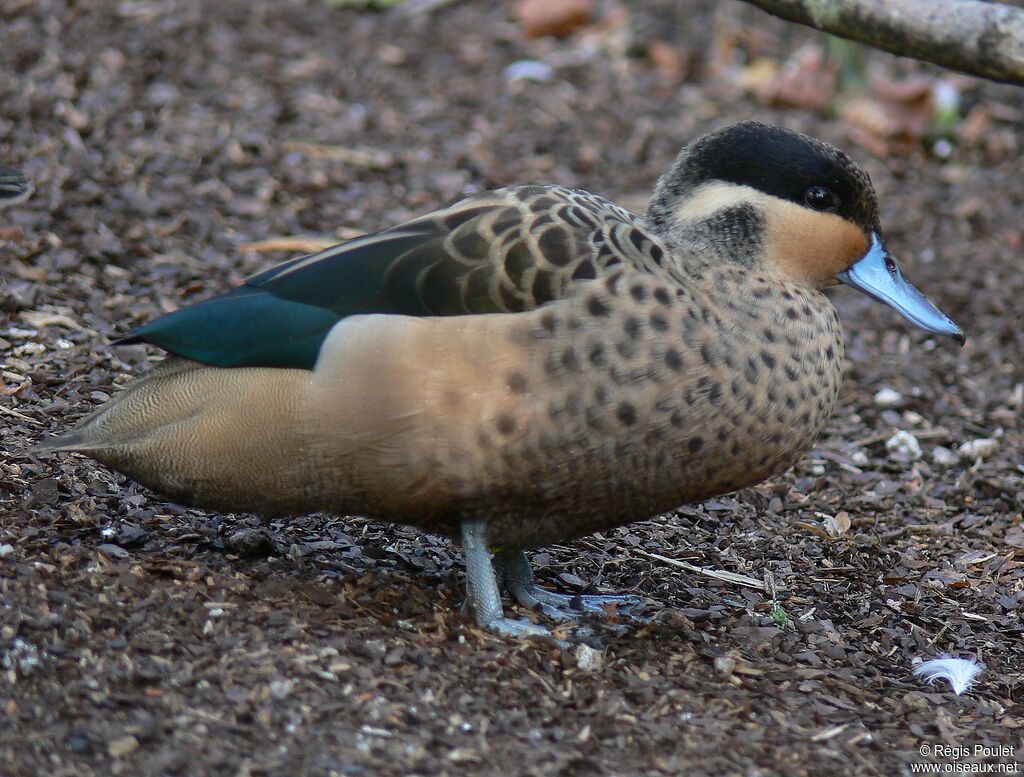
[645,121,964,345]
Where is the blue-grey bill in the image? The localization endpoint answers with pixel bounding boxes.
[838,233,965,346]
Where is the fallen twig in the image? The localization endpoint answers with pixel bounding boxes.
[853,427,949,448]
[239,237,339,254]
[0,403,40,425]
[636,550,766,590]
[284,141,396,170]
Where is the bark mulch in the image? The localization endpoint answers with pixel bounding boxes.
[2,1,1022,775]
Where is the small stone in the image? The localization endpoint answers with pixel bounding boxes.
[885,430,922,462]
[504,60,555,84]
[932,138,953,159]
[126,710,158,742]
[66,734,92,755]
[853,532,880,548]
[224,528,274,558]
[0,544,14,557]
[714,655,736,677]
[573,644,604,672]
[873,388,905,408]
[352,640,387,661]
[900,691,932,711]
[931,445,959,467]
[902,411,925,426]
[957,438,999,462]
[97,543,130,559]
[880,410,903,427]
[268,678,294,700]
[107,735,139,758]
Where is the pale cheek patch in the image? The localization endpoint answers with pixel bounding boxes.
[673,181,763,224]
[765,204,869,287]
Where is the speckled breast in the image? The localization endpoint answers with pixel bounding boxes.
[425,267,847,549]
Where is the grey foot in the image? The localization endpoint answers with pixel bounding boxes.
[518,587,643,621]
[459,520,561,644]
[478,615,557,641]
[494,549,646,623]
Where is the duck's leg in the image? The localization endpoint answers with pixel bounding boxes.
[460,520,554,640]
[494,549,644,621]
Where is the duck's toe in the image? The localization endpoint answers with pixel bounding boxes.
[476,615,562,644]
[517,586,645,623]
[461,519,565,645]
[495,549,648,623]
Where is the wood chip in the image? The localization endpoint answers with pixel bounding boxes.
[239,237,339,254]
[283,141,396,169]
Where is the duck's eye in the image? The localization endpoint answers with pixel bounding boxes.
[804,186,837,212]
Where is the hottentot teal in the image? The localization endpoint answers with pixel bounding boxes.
[34,122,964,639]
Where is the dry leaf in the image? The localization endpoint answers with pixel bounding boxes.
[840,75,940,156]
[738,57,779,94]
[647,40,687,83]
[764,45,837,114]
[824,511,852,538]
[515,0,593,39]
[19,310,86,331]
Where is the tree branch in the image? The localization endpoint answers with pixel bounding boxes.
[737,0,1024,86]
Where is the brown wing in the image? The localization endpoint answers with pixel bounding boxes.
[127,185,674,368]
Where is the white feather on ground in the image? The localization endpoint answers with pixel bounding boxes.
[912,656,984,695]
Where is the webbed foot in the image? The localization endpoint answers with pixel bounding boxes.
[460,520,562,644]
[494,549,647,623]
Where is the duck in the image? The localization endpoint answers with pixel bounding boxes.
[33,122,964,640]
[0,166,33,209]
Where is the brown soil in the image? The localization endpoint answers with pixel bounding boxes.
[2,2,1023,775]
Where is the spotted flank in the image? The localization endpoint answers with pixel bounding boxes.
[35,122,965,639]
[0,166,33,208]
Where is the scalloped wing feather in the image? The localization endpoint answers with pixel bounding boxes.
[125,186,671,369]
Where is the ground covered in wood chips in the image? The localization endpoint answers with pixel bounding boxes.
[2,1,1023,775]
